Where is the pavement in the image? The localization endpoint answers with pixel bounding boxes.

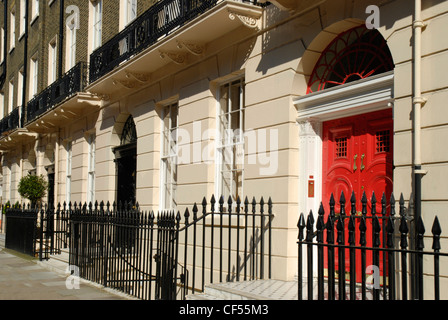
[0,234,134,301]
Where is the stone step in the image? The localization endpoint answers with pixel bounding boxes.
[187,280,297,300]
[186,279,385,300]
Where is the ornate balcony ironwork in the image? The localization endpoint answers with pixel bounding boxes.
[0,107,20,136]
[89,0,264,83]
[26,61,88,125]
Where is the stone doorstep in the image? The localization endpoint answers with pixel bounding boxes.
[186,279,385,300]
[187,280,298,300]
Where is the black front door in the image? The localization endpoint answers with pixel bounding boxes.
[114,143,137,207]
[47,173,55,208]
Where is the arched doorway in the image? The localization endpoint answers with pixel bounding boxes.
[306,25,395,215]
[113,115,137,207]
[295,25,395,279]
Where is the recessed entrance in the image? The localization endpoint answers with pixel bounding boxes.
[113,115,137,206]
[296,23,396,282]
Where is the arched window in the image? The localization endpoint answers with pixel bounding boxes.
[307,25,394,94]
[120,115,137,146]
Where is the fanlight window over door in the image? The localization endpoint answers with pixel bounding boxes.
[121,115,137,146]
[307,25,394,94]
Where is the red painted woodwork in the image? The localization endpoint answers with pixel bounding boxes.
[322,109,393,281]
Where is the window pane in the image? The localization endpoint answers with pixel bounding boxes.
[217,79,244,201]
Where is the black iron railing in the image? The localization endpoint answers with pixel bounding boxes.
[4,205,38,256]
[57,195,272,300]
[3,203,70,260]
[89,0,264,83]
[26,62,88,124]
[297,191,447,300]
[0,107,20,136]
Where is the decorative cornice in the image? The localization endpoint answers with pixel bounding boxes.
[176,40,205,56]
[228,9,261,30]
[125,71,150,83]
[159,50,188,65]
[297,120,320,136]
[77,92,104,106]
[112,78,136,89]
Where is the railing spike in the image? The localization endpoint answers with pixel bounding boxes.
[329,193,335,206]
[192,203,198,220]
[390,192,396,216]
[359,216,367,246]
[386,216,395,248]
[306,211,314,242]
[297,213,306,240]
[339,191,346,216]
[350,191,356,215]
[399,193,405,216]
[416,216,425,250]
[432,216,442,251]
[318,202,325,216]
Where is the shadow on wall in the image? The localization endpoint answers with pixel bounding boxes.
[255,0,443,78]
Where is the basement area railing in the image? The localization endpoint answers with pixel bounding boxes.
[5,195,273,300]
[297,191,447,300]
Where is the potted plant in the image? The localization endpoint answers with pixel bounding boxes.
[18,174,48,209]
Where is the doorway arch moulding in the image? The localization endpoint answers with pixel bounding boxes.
[293,23,395,220]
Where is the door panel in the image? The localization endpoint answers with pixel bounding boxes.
[322,109,393,281]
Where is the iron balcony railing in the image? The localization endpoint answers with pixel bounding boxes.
[26,61,88,125]
[0,107,20,136]
[89,0,264,83]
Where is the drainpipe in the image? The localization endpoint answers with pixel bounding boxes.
[412,0,427,300]
[413,0,426,225]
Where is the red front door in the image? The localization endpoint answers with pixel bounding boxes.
[322,109,393,280]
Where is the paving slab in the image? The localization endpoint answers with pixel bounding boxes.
[0,248,132,300]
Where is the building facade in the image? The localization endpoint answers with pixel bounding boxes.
[0,0,447,296]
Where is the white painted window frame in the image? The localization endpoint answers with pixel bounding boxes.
[215,77,245,203]
[10,10,15,52]
[66,19,77,71]
[30,55,39,97]
[8,79,14,114]
[92,0,102,50]
[160,102,179,211]
[48,39,57,85]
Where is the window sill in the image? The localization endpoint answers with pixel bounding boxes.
[30,15,39,26]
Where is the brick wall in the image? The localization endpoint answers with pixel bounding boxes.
[0,0,160,119]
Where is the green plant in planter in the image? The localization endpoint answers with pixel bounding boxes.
[2,201,10,214]
[18,174,48,208]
